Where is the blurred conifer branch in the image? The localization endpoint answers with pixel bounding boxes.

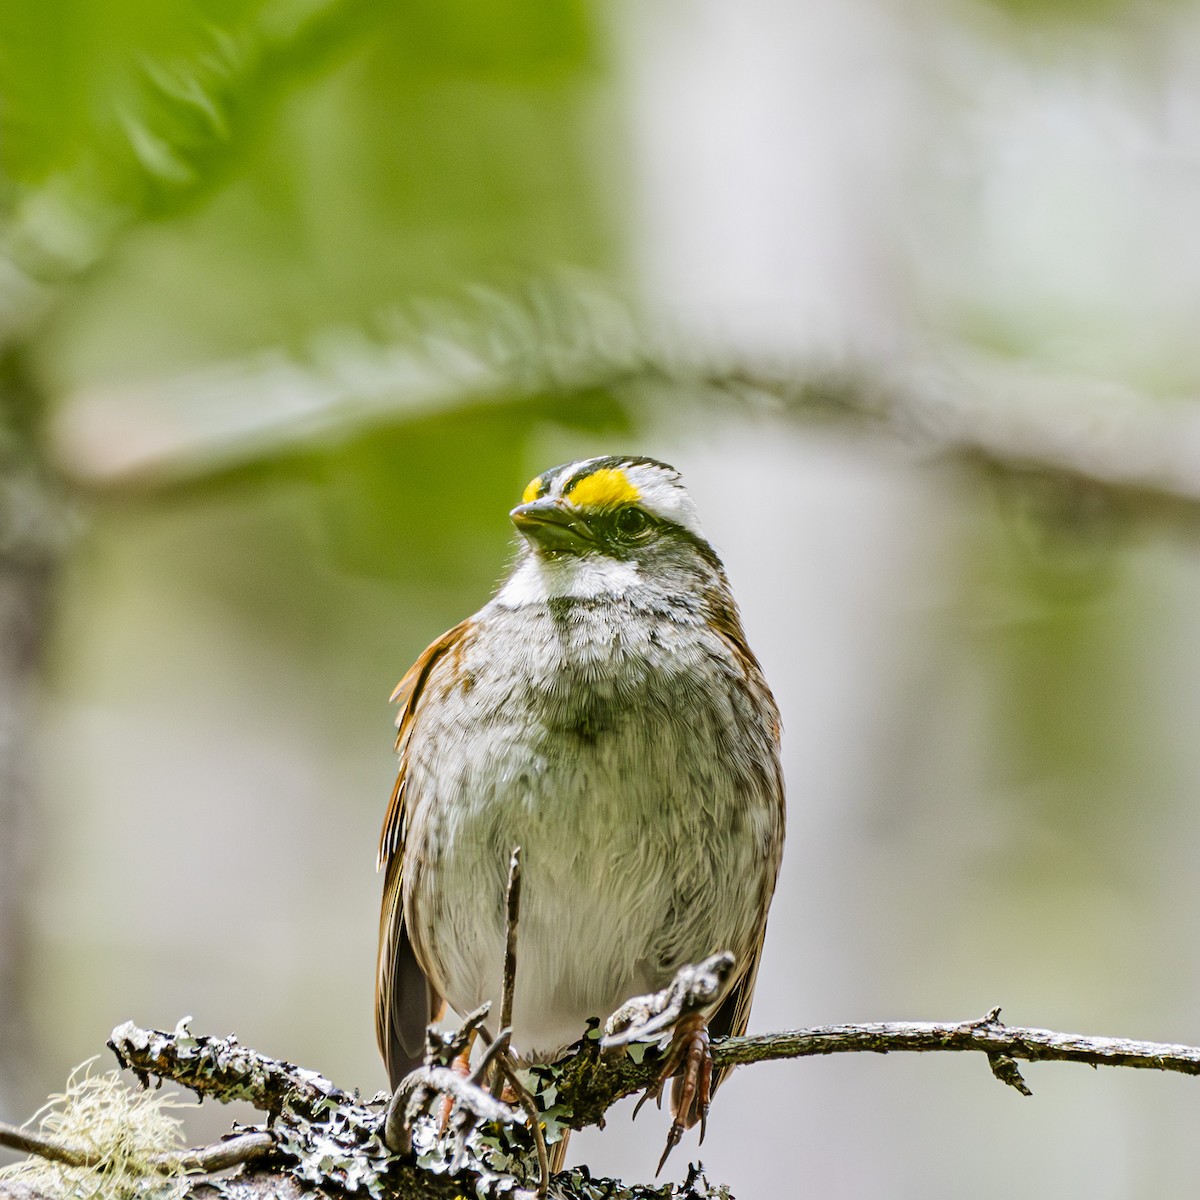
[49,276,1200,534]
[0,0,386,349]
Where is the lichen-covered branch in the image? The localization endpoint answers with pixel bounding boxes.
[107,1001,1200,1123]
[95,1002,1200,1196]
[108,1017,353,1122]
[551,1003,1200,1121]
[10,995,1200,1200]
[711,1006,1200,1084]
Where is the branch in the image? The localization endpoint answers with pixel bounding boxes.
[494,846,551,1199]
[49,277,1200,540]
[104,1003,1200,1141]
[11,995,1200,1200]
[500,847,523,1039]
[0,1121,95,1169]
[168,1133,277,1174]
[0,1123,274,1175]
[531,997,1200,1134]
[108,1016,353,1121]
[713,1006,1200,1086]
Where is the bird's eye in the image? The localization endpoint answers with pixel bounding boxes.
[613,506,651,539]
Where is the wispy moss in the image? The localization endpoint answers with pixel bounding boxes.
[0,1061,192,1200]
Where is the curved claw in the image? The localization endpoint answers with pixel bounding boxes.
[656,1122,684,1176]
[631,1084,658,1121]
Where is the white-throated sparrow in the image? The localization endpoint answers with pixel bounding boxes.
[375,455,785,1168]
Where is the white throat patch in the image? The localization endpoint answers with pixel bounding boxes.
[493,553,642,607]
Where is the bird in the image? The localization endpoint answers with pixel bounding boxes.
[375,454,785,1171]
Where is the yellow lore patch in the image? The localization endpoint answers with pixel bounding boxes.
[521,476,541,504]
[567,467,640,509]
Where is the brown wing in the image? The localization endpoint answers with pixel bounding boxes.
[670,584,786,1120]
[375,619,471,1088]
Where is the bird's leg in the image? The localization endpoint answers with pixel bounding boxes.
[381,1012,516,1156]
[437,1034,477,1132]
[652,1011,712,1175]
[670,1011,713,1142]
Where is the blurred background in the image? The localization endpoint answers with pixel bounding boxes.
[4,0,1200,1195]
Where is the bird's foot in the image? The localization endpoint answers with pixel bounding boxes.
[633,1011,712,1175]
[602,953,734,1049]
[600,955,735,1174]
[383,1005,519,1158]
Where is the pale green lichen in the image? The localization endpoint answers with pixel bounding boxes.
[0,1060,193,1199]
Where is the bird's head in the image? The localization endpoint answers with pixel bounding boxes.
[500,456,724,604]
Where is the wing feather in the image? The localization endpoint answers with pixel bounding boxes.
[374,619,471,1088]
[668,584,785,1120]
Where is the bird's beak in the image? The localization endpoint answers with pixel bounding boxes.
[510,499,595,553]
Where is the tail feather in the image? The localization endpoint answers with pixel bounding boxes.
[548,1128,571,1174]
[379,923,439,1088]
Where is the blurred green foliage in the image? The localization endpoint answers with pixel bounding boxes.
[2,0,614,383]
[982,0,1131,22]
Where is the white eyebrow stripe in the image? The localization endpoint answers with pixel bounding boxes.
[620,463,703,537]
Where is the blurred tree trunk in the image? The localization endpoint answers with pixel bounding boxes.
[0,357,62,1117]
